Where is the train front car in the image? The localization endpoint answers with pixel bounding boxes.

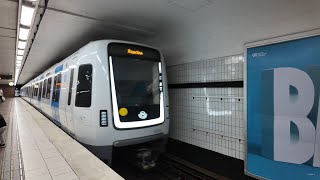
[92,41,170,168]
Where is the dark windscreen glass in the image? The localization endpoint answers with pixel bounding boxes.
[112,57,160,122]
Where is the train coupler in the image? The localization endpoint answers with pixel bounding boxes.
[135,148,156,170]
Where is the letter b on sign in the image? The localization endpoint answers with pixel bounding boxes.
[261,67,320,167]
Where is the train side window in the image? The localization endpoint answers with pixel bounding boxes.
[39,81,43,98]
[46,77,52,99]
[75,64,92,107]
[52,74,62,102]
[68,69,75,105]
[34,83,38,97]
[36,83,39,97]
[42,79,47,98]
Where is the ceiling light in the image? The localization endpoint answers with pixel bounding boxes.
[18,41,26,49]
[17,49,24,56]
[9,82,14,86]
[19,27,30,40]
[21,5,35,26]
[17,55,23,61]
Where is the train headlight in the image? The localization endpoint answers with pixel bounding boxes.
[100,110,108,127]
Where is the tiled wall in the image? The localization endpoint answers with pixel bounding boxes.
[167,55,245,160]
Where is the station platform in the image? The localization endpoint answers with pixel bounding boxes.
[0,98,123,180]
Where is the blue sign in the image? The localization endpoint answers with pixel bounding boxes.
[247,34,320,179]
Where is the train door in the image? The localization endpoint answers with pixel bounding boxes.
[65,66,75,135]
[51,65,63,125]
[38,79,43,109]
[73,63,93,138]
[58,66,69,129]
[28,86,31,102]
[32,82,38,105]
[30,85,32,103]
[44,73,52,116]
[41,78,48,114]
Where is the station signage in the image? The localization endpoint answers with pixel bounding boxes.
[246,33,320,179]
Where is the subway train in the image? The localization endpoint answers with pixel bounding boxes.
[20,40,170,167]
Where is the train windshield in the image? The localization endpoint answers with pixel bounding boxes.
[112,57,161,122]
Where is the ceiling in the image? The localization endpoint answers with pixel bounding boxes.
[11,0,320,85]
[0,0,17,84]
[18,0,218,84]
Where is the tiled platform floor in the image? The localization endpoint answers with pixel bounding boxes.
[0,98,123,180]
[0,98,24,180]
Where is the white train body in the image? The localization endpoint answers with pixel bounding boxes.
[20,40,169,163]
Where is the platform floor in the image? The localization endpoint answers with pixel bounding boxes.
[0,98,123,180]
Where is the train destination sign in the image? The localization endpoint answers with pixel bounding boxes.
[108,42,161,61]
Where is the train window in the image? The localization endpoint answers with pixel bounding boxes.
[111,57,161,121]
[52,74,62,102]
[36,83,39,96]
[75,64,92,107]
[39,81,43,98]
[34,83,39,97]
[68,69,75,105]
[42,79,47,98]
[46,77,52,99]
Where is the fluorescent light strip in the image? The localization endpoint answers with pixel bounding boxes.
[17,55,23,61]
[21,5,35,27]
[18,41,26,49]
[19,27,30,40]
[17,49,24,56]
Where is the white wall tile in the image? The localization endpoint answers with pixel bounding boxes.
[167,54,245,160]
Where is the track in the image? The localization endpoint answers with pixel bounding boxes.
[111,153,223,180]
